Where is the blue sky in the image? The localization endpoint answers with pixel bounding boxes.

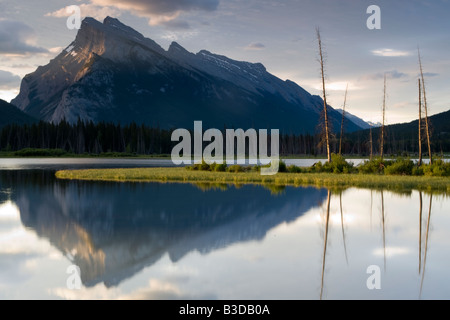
[1,0,449,124]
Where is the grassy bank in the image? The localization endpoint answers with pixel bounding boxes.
[55,167,450,193]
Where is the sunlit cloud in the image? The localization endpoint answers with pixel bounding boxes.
[50,278,214,300]
[373,247,411,258]
[0,201,19,221]
[372,49,412,57]
[46,4,121,22]
[0,89,19,102]
[0,227,53,255]
[48,0,220,28]
[245,42,266,51]
[308,81,361,92]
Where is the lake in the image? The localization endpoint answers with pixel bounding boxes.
[0,159,449,300]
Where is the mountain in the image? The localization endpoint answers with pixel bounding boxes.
[336,108,380,130]
[385,109,450,140]
[345,109,450,155]
[11,17,363,134]
[367,121,382,128]
[0,99,37,128]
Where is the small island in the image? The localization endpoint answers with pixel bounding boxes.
[55,156,450,193]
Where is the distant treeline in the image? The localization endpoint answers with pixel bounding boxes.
[0,120,449,156]
[0,121,174,155]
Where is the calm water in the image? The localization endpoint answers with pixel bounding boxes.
[0,159,449,300]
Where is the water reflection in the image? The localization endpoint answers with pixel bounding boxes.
[317,188,441,300]
[0,170,326,288]
[0,169,449,300]
[420,193,433,298]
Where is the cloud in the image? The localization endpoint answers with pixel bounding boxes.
[245,42,266,51]
[91,0,219,15]
[89,0,219,26]
[0,70,21,90]
[422,72,439,77]
[360,70,408,81]
[0,20,48,55]
[47,0,220,28]
[46,4,121,22]
[10,64,33,69]
[50,278,216,300]
[159,19,191,30]
[372,48,412,57]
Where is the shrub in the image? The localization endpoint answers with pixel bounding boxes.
[227,165,244,173]
[357,157,392,175]
[278,161,287,173]
[309,154,354,174]
[14,148,67,157]
[422,160,450,177]
[209,162,217,172]
[412,166,424,176]
[287,165,303,173]
[214,163,228,172]
[251,165,261,172]
[384,158,414,176]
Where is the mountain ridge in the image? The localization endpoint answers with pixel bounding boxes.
[11,16,363,134]
[0,99,37,129]
[336,108,381,130]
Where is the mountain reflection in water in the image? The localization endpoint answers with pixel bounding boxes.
[0,170,327,288]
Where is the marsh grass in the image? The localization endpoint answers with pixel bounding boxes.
[55,167,450,193]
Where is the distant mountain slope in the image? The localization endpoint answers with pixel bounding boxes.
[11,17,362,134]
[346,109,450,154]
[336,108,381,130]
[0,99,37,128]
[387,109,450,139]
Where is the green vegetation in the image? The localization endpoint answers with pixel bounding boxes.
[184,155,450,177]
[55,165,450,194]
[13,148,68,157]
[282,155,450,177]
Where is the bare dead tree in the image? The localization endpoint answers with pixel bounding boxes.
[381,190,386,271]
[339,84,349,156]
[418,78,423,166]
[420,194,433,298]
[320,189,332,300]
[418,48,432,164]
[380,74,387,161]
[418,191,423,275]
[369,126,373,161]
[316,27,331,163]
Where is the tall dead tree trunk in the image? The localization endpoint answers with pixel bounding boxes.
[380,74,387,161]
[320,189,332,300]
[418,78,423,166]
[339,84,348,156]
[316,28,331,163]
[369,126,373,161]
[418,48,432,164]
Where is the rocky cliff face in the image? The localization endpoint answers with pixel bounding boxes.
[12,17,362,133]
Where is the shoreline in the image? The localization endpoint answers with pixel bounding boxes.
[55,167,450,193]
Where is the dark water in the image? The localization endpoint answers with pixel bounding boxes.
[0,159,449,300]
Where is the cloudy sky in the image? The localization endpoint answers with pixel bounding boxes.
[0,0,449,124]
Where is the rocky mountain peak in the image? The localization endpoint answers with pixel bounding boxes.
[10,17,363,133]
